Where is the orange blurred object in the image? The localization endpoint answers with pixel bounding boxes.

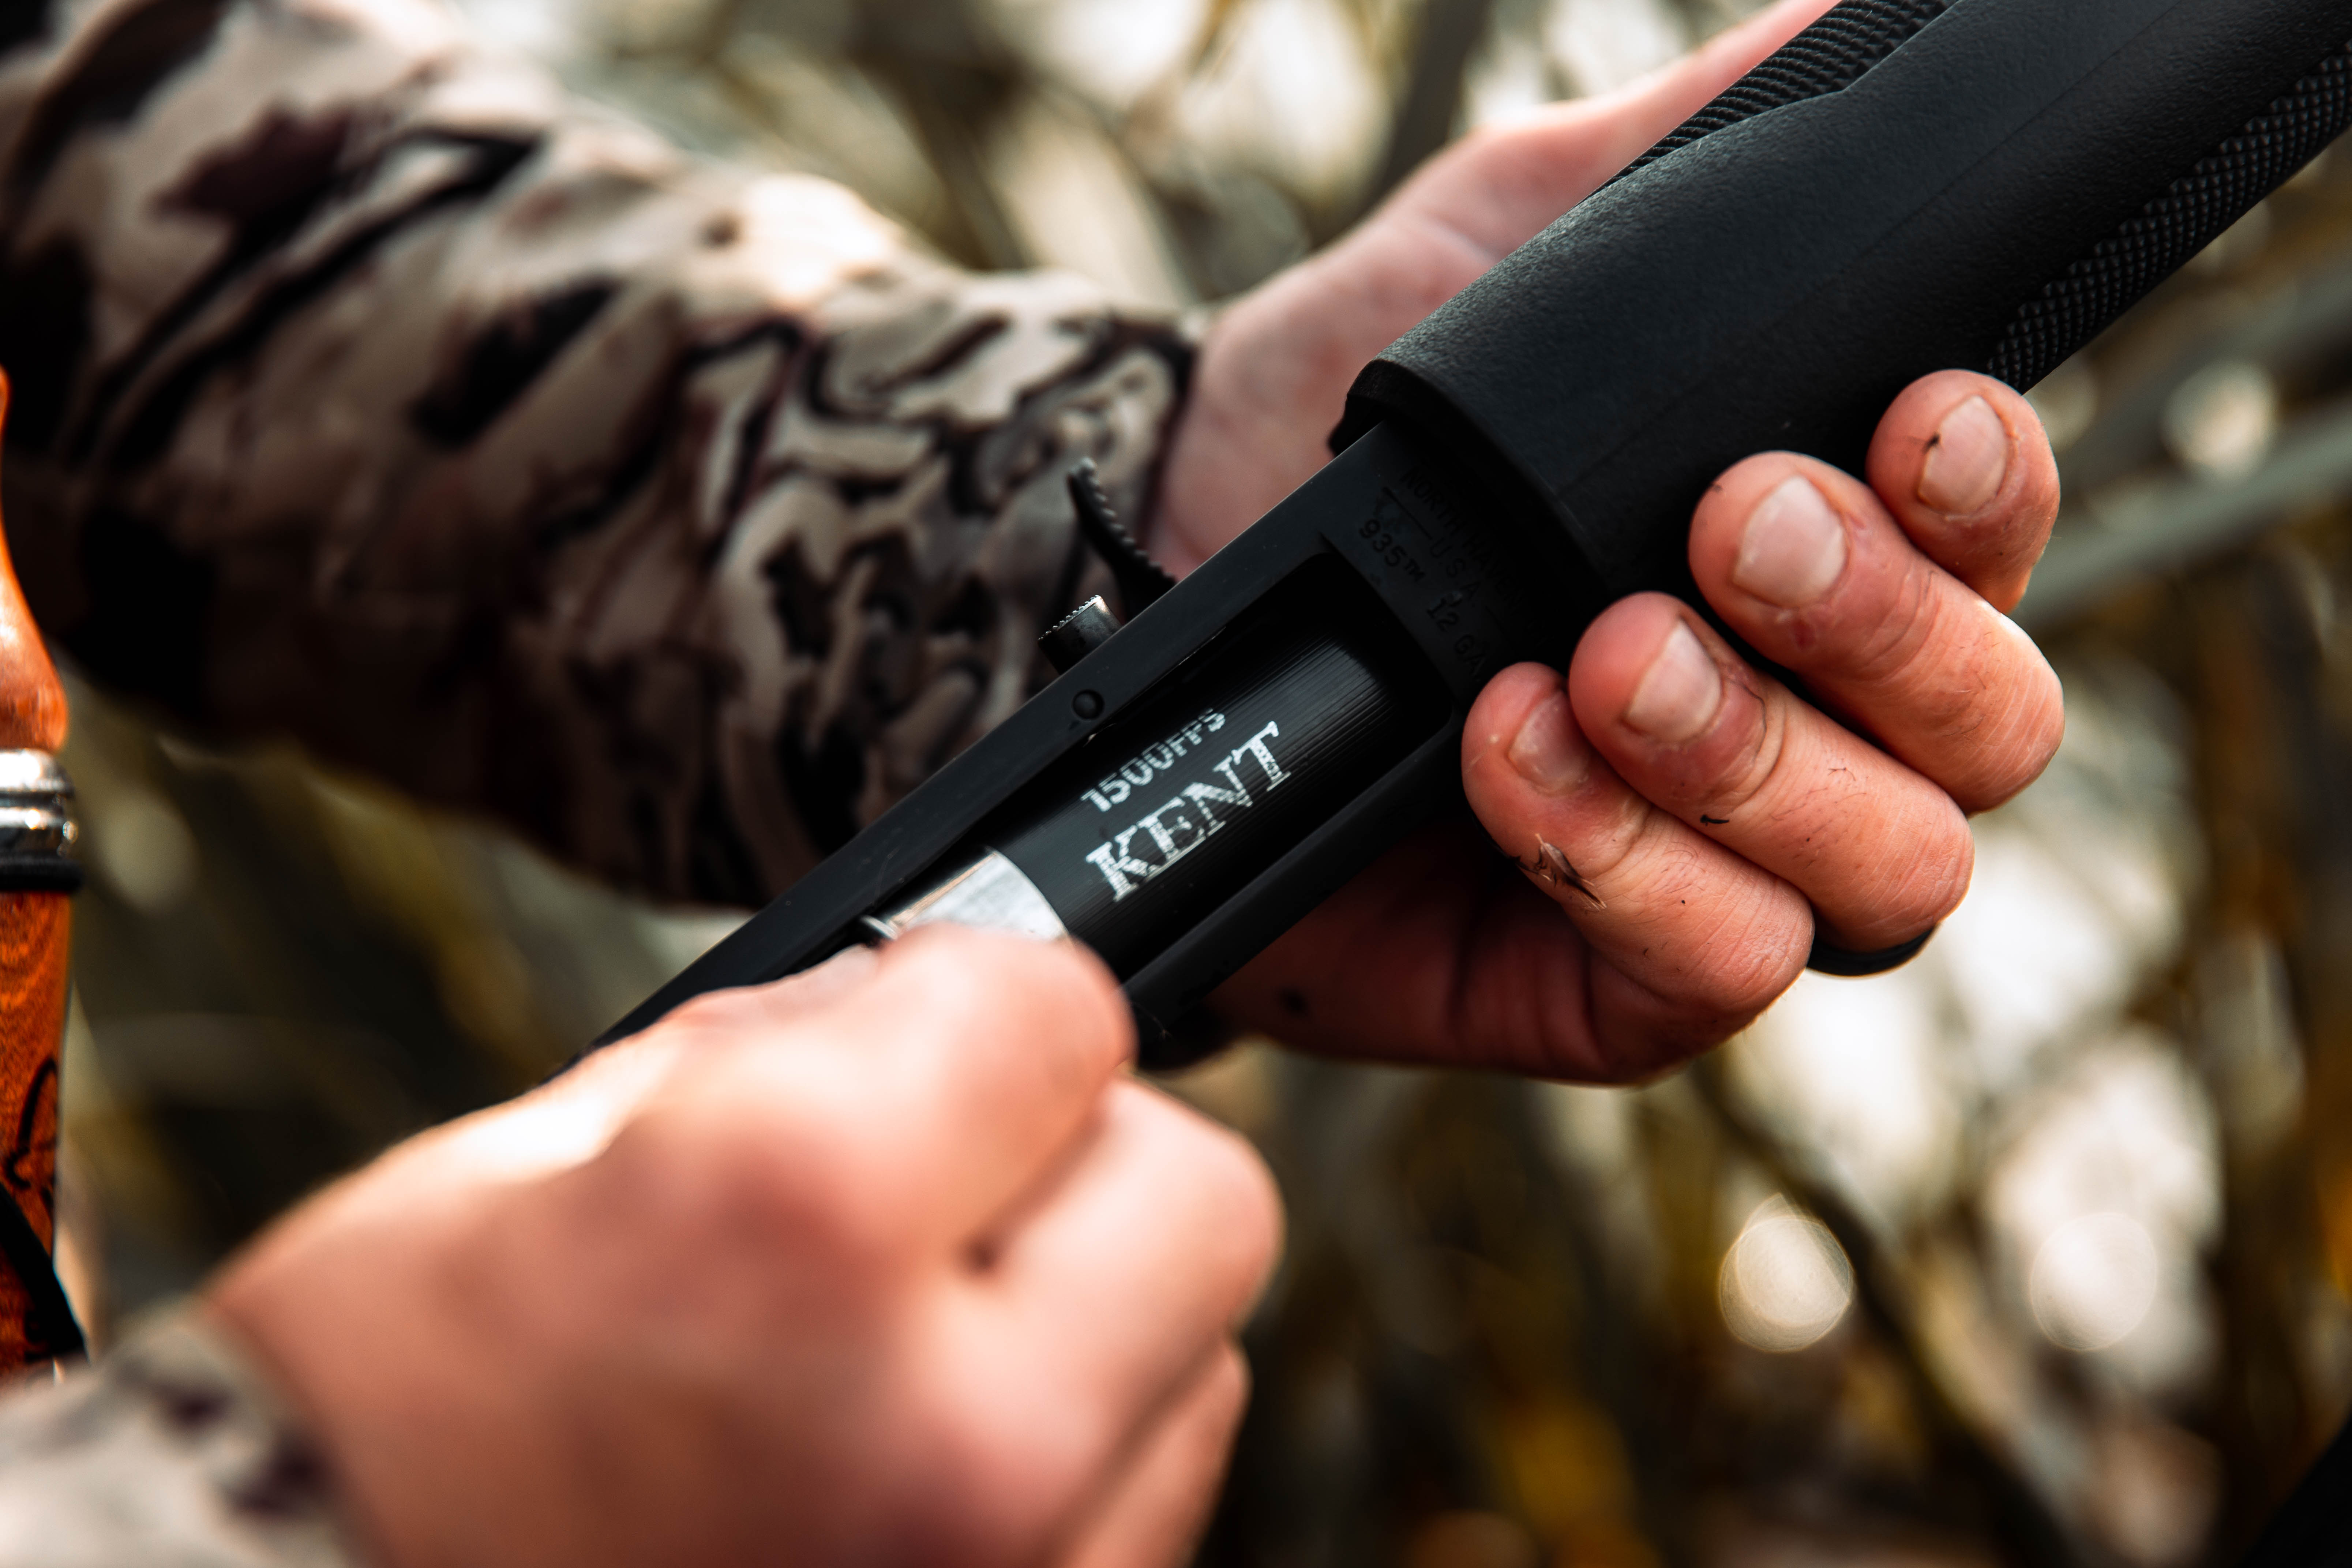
[0,371,76,1371]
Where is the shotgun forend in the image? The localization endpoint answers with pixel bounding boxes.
[602,0,2352,1065]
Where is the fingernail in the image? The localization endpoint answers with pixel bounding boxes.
[1732,476,1848,607]
[1507,687,1590,793]
[1918,396,2010,515]
[1624,622,1722,744]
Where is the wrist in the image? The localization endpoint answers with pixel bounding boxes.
[1149,244,1411,578]
[205,1206,547,1568]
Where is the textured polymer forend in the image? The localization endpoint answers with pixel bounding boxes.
[1987,48,2352,390]
[1613,0,1952,184]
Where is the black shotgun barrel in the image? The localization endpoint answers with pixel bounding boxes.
[602,0,2352,1062]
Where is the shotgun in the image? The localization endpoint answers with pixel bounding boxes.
[578,3,2352,1552]
[601,0,2352,1066]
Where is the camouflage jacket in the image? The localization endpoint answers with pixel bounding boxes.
[0,1310,355,1567]
[0,0,1192,1558]
[0,0,1191,908]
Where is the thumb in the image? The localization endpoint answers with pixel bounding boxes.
[1375,0,1840,261]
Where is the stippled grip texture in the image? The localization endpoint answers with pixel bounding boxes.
[1991,49,2352,388]
[1339,0,2352,601]
[1615,0,1952,184]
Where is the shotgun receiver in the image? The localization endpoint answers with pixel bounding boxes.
[602,0,2352,1064]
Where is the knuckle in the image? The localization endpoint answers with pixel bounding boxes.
[1579,864,1811,1083]
[1949,651,2065,812]
[1159,1346,1255,1478]
[1681,886,1813,1023]
[1577,929,1806,1084]
[1137,1088,1283,1256]
[605,1095,905,1271]
[910,1345,1101,1564]
[1156,1346,1254,1475]
[1116,1087,1283,1312]
[1520,778,1664,899]
[1201,1125,1280,1227]
[1840,559,1949,692]
[1200,1133,1284,1283]
[1859,799,1975,937]
[1830,579,2063,807]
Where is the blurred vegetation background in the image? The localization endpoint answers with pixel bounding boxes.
[42,0,2352,1563]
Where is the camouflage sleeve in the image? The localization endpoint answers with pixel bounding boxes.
[0,0,1190,905]
[0,1308,358,1567]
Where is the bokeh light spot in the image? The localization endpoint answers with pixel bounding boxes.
[2030,1212,2160,1351]
[2163,360,2279,479]
[1720,1204,1854,1353]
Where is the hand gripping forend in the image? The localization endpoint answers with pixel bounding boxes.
[607,0,2352,1066]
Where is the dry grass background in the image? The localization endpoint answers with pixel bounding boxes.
[45,2,2352,1564]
